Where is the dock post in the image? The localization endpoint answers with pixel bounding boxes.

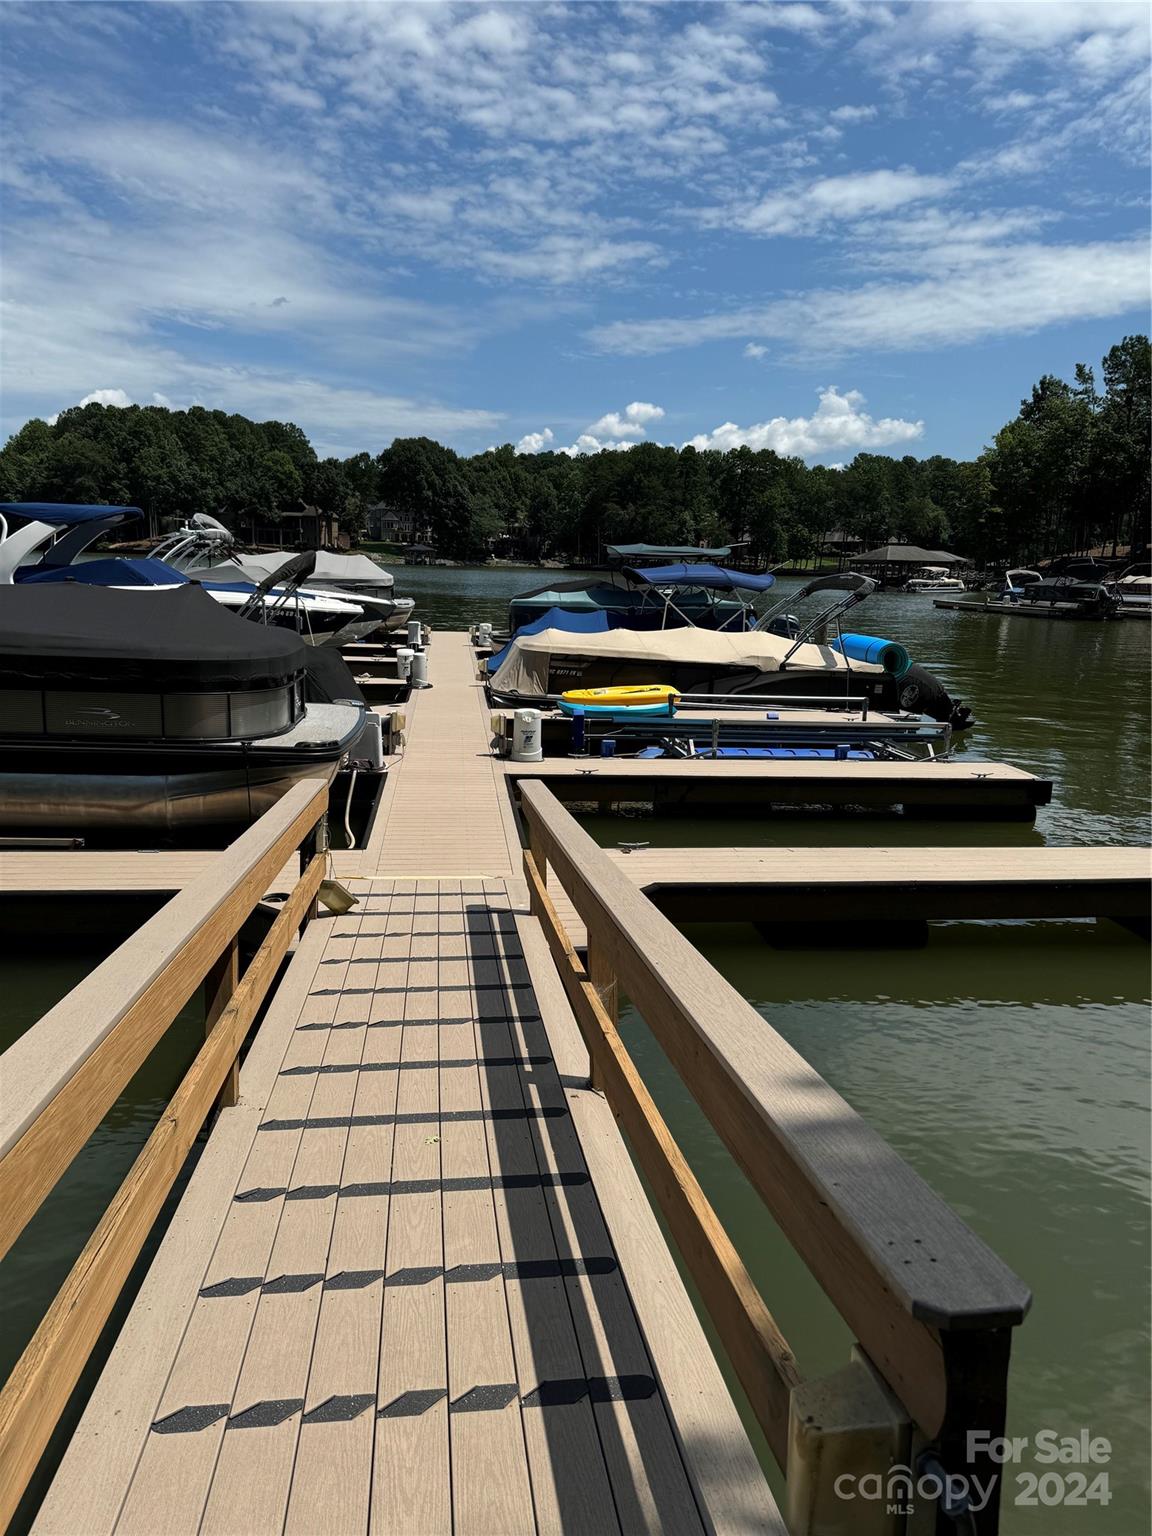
[785,1346,910,1536]
[203,938,240,1110]
[586,927,618,1092]
[301,812,329,925]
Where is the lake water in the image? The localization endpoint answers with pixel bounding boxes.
[5,561,1148,1532]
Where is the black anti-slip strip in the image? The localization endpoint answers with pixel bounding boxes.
[234,1171,590,1203]
[311,982,534,996]
[199,1255,617,1298]
[151,1376,656,1433]
[297,1013,541,1032]
[279,1054,550,1077]
[259,1106,567,1132]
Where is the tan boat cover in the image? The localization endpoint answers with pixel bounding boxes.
[489,625,883,694]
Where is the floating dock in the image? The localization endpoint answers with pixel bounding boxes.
[604,844,1152,924]
[504,753,1052,817]
[932,597,1109,619]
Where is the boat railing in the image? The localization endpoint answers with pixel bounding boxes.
[0,778,331,1529]
[518,778,1031,1535]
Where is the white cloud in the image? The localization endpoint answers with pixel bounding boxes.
[78,387,133,410]
[744,342,768,359]
[45,387,133,425]
[684,387,923,458]
[517,401,666,456]
[829,104,877,123]
[585,401,665,438]
[590,237,1151,357]
[727,168,954,236]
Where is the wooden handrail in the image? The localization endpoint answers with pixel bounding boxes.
[0,778,328,1261]
[525,849,801,1466]
[0,782,329,1531]
[519,780,1030,1520]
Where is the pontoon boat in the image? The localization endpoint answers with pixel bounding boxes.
[0,583,368,832]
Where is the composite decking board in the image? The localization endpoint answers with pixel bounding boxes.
[478,906,709,1536]
[441,974,538,1536]
[606,844,1152,885]
[283,899,404,1536]
[0,850,302,895]
[120,905,369,1536]
[369,1017,451,1532]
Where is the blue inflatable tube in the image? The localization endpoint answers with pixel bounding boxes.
[830,632,911,677]
[556,699,674,720]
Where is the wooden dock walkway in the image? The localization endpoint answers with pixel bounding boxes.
[26,633,776,1535]
[5,634,1050,1535]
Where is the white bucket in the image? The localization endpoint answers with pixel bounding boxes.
[511,708,543,762]
[358,712,385,770]
[410,649,429,688]
[477,622,494,646]
[396,647,414,680]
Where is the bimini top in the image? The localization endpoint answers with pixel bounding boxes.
[1,503,144,525]
[606,542,735,561]
[0,583,306,690]
[488,622,882,695]
[622,563,775,592]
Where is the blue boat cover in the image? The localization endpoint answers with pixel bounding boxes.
[486,606,615,673]
[622,563,775,592]
[1,503,144,525]
[18,557,188,586]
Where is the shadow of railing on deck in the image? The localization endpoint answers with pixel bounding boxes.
[467,892,725,1534]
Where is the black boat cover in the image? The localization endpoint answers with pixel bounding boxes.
[0,584,306,690]
[303,645,367,706]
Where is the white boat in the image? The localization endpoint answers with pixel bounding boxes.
[1105,562,1152,618]
[0,504,372,645]
[153,515,416,633]
[902,565,966,592]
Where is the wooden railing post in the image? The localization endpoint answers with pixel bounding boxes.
[586,926,617,1093]
[203,937,240,1110]
[301,810,329,924]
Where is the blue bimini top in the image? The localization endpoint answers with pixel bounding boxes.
[622,563,776,592]
[2,503,144,525]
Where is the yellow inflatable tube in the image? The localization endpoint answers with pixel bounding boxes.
[561,684,680,707]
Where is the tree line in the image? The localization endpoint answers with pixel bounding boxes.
[2,335,1147,568]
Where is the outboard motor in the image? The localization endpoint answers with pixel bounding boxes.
[897,664,973,730]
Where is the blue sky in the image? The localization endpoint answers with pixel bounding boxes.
[2,1,1149,464]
